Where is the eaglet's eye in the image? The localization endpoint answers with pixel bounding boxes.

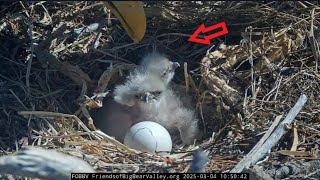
[162,71,167,76]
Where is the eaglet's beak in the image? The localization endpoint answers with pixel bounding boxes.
[172,62,180,70]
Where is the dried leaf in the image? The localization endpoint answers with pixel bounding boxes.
[103,1,146,43]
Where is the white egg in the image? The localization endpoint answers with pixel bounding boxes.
[124,121,172,155]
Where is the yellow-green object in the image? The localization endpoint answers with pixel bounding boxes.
[103,1,146,43]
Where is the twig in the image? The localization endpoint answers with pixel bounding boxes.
[10,14,34,96]
[309,8,319,72]
[18,111,92,133]
[93,130,139,154]
[9,89,28,110]
[184,62,190,95]
[19,1,30,17]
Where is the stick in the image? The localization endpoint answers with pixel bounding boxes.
[230,94,308,173]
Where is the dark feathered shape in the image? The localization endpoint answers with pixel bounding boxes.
[189,149,209,173]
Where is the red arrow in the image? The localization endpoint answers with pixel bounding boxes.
[188,22,228,45]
